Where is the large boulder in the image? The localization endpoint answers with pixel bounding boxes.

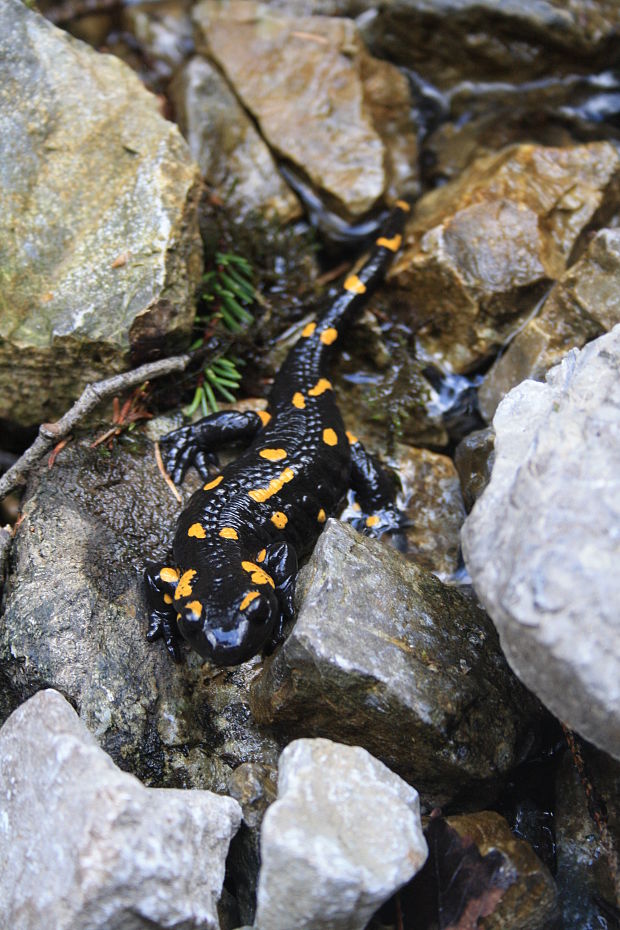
[462,326,620,759]
[0,689,241,930]
[192,1,419,220]
[251,519,542,806]
[0,0,202,426]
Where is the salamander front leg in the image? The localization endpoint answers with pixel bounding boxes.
[347,438,410,552]
[144,561,184,662]
[161,410,269,484]
[259,541,298,649]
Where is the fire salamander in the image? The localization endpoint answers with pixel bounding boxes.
[145,199,410,665]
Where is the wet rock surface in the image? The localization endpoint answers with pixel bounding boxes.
[390,141,620,373]
[255,738,427,930]
[359,0,620,89]
[446,811,559,930]
[192,1,419,220]
[454,428,495,513]
[0,434,281,790]
[170,56,301,222]
[0,0,203,427]
[251,519,541,807]
[555,746,620,925]
[462,326,620,760]
[479,225,620,420]
[0,689,242,930]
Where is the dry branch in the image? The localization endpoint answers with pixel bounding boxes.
[0,354,190,502]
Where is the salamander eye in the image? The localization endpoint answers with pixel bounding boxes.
[244,594,272,625]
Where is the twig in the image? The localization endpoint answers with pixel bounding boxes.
[0,355,190,502]
[154,441,182,504]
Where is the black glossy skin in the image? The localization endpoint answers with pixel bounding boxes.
[145,201,410,665]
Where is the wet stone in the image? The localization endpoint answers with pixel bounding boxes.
[555,745,620,925]
[0,0,203,427]
[250,519,541,808]
[170,56,301,222]
[446,811,559,930]
[462,326,620,760]
[255,738,428,930]
[395,444,466,580]
[192,1,419,220]
[479,226,620,420]
[390,141,620,373]
[0,434,281,791]
[359,0,620,89]
[0,689,242,930]
[454,428,496,513]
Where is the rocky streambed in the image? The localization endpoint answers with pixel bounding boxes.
[1,1,619,928]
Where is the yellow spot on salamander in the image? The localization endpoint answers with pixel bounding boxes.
[320,327,338,345]
[257,548,266,563]
[260,448,287,462]
[163,594,173,605]
[317,508,326,523]
[271,511,288,529]
[257,409,271,426]
[308,378,332,397]
[292,392,306,409]
[395,199,410,212]
[376,234,402,252]
[346,430,358,445]
[241,561,275,588]
[219,527,238,540]
[175,569,197,599]
[188,523,206,539]
[160,567,180,584]
[366,515,380,528]
[248,467,295,503]
[186,600,203,617]
[323,428,338,446]
[204,475,223,491]
[344,274,366,295]
[240,591,260,611]
[301,321,316,337]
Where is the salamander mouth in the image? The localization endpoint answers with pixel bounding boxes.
[177,598,276,665]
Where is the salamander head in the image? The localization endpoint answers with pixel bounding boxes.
[176,588,279,666]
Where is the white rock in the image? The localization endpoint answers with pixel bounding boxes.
[462,325,620,759]
[254,738,427,930]
[0,690,242,930]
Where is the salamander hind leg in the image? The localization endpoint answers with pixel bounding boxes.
[347,438,410,552]
[161,410,268,484]
[144,561,184,661]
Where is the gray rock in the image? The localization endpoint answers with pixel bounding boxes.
[250,520,541,806]
[0,0,202,426]
[170,56,301,222]
[0,689,242,930]
[462,326,620,760]
[254,738,427,930]
[193,2,419,219]
[479,227,620,420]
[0,435,282,792]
